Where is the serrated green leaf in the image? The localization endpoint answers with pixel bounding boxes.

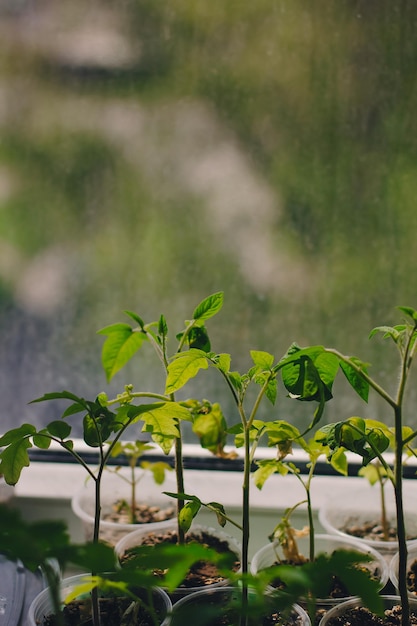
[212,353,231,374]
[250,350,274,369]
[192,292,224,321]
[165,349,209,394]
[253,459,288,489]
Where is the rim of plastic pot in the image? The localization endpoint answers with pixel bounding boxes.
[114,522,242,602]
[388,541,417,595]
[71,472,177,544]
[318,487,417,554]
[27,573,172,626]
[250,533,389,606]
[170,585,311,626]
[317,594,417,626]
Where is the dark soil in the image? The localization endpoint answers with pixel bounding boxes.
[103,500,175,525]
[265,558,379,599]
[41,595,166,626]
[406,559,417,594]
[171,592,306,626]
[341,519,417,544]
[324,604,417,625]
[341,519,398,543]
[122,528,241,589]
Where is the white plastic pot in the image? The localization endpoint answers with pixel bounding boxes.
[318,485,417,556]
[170,586,311,625]
[318,594,417,626]
[389,542,417,596]
[72,471,177,546]
[250,533,389,611]
[115,522,242,602]
[28,573,172,626]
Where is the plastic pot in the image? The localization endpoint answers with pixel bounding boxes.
[250,533,389,612]
[170,585,311,625]
[318,485,417,556]
[72,471,177,546]
[28,572,172,626]
[115,522,242,603]
[318,594,417,626]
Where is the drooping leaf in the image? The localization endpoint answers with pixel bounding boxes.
[165,349,209,394]
[340,357,370,402]
[192,292,224,322]
[188,325,211,352]
[253,459,289,489]
[0,438,33,485]
[179,499,201,532]
[192,402,229,457]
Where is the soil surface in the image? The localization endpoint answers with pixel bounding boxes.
[341,518,417,543]
[324,605,417,625]
[41,596,166,626]
[122,528,241,589]
[103,500,175,525]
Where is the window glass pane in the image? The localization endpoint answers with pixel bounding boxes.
[1,2,416,437]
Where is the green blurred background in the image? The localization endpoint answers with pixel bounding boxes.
[1,1,416,434]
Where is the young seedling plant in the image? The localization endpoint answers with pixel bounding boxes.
[106,439,174,524]
[97,291,224,544]
[315,306,417,626]
[0,387,190,625]
[163,334,346,625]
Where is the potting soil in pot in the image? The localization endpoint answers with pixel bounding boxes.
[121,527,241,588]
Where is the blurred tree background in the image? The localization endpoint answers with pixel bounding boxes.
[0,0,416,434]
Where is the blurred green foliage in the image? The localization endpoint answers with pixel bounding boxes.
[1,1,417,430]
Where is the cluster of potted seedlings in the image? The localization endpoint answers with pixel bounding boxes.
[1,293,417,625]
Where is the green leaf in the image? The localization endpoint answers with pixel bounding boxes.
[250,350,274,369]
[46,420,72,439]
[192,402,228,456]
[179,500,201,532]
[30,390,88,407]
[0,438,32,485]
[123,311,145,328]
[188,326,211,352]
[192,292,224,321]
[165,349,209,394]
[212,353,231,374]
[0,424,36,447]
[206,502,227,527]
[99,325,146,382]
[340,357,370,402]
[32,431,52,450]
[253,459,288,489]
[397,306,417,322]
[280,346,337,403]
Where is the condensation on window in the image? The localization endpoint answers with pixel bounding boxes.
[0,1,416,437]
